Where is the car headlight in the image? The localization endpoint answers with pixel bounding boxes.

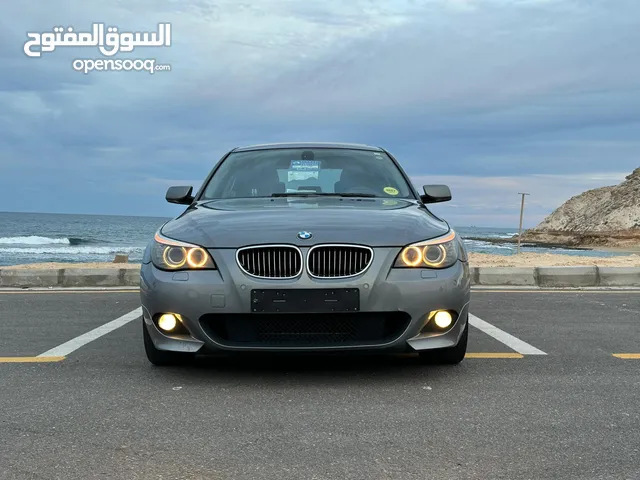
[394,231,460,269]
[151,233,216,271]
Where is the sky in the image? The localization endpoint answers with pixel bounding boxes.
[1,0,638,228]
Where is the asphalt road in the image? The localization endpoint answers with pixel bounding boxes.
[0,289,638,480]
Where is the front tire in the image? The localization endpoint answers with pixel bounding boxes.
[419,321,468,365]
[143,320,195,366]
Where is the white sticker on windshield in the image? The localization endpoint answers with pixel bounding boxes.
[290,160,320,171]
[288,160,320,182]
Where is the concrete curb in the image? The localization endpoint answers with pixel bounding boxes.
[62,268,126,287]
[469,266,640,288]
[0,267,141,288]
[537,266,598,288]
[597,267,640,287]
[1,266,640,288]
[476,267,537,286]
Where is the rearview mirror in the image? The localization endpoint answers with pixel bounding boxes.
[420,185,452,204]
[166,186,194,205]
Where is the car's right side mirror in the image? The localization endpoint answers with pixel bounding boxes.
[420,184,452,204]
[166,186,194,205]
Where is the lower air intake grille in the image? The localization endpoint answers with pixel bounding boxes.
[237,245,302,279]
[307,245,373,278]
[200,312,411,348]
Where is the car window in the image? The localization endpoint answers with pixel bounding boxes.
[201,148,415,199]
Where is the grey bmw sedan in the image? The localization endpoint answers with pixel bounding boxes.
[140,143,471,366]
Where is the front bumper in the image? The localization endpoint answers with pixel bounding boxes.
[140,247,471,354]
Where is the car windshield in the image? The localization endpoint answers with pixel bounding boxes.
[200,148,415,200]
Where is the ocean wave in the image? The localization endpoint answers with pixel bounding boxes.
[463,239,515,251]
[0,236,100,246]
[0,235,71,245]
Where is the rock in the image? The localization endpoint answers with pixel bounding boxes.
[522,167,640,248]
[113,253,129,264]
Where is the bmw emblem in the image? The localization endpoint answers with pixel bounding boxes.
[297,231,313,240]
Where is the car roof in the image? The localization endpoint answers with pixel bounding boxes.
[232,142,384,152]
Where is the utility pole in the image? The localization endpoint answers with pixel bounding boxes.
[517,193,530,254]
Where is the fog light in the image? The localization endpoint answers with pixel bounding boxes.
[434,311,453,329]
[158,313,178,332]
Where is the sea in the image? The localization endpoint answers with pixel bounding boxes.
[0,212,628,266]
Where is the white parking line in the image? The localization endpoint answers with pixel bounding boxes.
[34,308,542,358]
[37,308,141,358]
[469,313,547,355]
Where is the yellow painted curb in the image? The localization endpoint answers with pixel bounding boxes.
[465,352,524,359]
[0,356,65,363]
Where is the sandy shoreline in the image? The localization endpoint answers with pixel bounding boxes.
[4,262,142,270]
[4,252,640,269]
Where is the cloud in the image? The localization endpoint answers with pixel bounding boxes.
[419,171,629,227]
[0,0,639,222]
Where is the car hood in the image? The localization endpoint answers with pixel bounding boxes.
[160,197,450,248]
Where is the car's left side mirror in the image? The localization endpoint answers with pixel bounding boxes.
[420,184,452,204]
[166,186,194,205]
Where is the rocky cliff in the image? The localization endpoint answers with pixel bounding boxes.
[522,167,640,249]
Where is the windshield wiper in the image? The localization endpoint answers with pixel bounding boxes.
[271,192,377,198]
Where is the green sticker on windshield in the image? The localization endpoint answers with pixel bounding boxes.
[384,186,399,196]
